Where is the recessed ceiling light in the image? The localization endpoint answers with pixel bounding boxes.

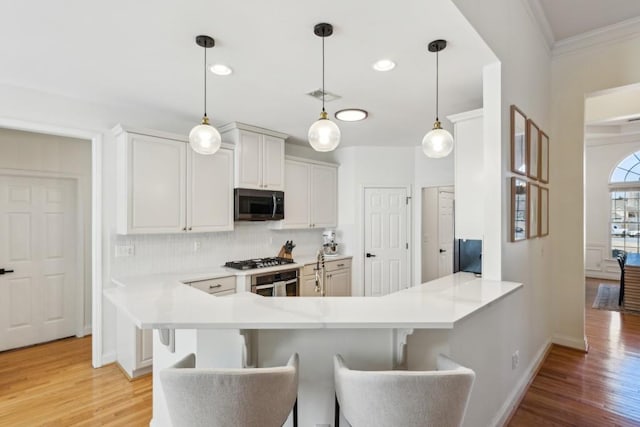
[335,109,368,122]
[209,64,233,76]
[372,59,396,72]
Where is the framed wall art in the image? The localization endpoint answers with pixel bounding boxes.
[528,182,539,238]
[539,130,549,184]
[539,186,549,236]
[511,177,528,242]
[527,119,540,181]
[510,105,527,176]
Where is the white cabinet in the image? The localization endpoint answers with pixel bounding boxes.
[116,311,153,379]
[272,157,338,229]
[115,125,233,234]
[186,276,236,295]
[300,257,351,297]
[325,258,352,297]
[219,122,287,190]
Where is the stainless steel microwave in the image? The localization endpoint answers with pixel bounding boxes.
[234,188,284,221]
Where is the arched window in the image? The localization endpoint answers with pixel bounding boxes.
[610,152,640,256]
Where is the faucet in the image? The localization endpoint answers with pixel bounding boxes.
[314,248,325,296]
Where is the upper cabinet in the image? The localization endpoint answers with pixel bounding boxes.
[219,122,287,191]
[271,156,338,230]
[114,125,233,234]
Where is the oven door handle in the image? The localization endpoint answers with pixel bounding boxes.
[255,284,275,291]
[282,278,298,286]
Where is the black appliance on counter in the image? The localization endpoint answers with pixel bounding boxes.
[234,188,284,221]
[224,257,295,270]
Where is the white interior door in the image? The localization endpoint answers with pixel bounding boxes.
[438,190,455,276]
[0,175,77,351]
[364,187,409,296]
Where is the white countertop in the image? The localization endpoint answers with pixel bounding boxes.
[105,272,521,330]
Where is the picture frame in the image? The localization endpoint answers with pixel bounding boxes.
[539,186,549,236]
[510,105,527,176]
[528,182,540,238]
[511,177,528,242]
[527,119,540,181]
[539,130,549,184]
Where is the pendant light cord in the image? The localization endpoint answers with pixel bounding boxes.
[435,49,439,122]
[203,43,208,118]
[322,34,326,113]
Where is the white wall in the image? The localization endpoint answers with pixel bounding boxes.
[0,129,92,331]
[585,139,640,279]
[551,34,640,350]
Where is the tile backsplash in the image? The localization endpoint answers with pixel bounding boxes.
[111,222,326,277]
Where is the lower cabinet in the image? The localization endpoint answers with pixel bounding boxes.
[300,258,352,297]
[116,312,153,379]
[325,259,352,297]
[186,276,236,296]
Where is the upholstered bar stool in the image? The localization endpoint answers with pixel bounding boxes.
[160,353,299,427]
[333,354,475,427]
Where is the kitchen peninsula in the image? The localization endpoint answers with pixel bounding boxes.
[105,273,521,426]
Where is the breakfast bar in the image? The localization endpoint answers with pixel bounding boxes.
[105,273,522,426]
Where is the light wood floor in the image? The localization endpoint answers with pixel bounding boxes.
[2,278,639,426]
[509,278,640,426]
[0,336,152,426]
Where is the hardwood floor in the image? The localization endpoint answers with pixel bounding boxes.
[2,278,639,426]
[0,336,152,426]
[509,278,640,426]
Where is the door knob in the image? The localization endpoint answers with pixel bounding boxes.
[439,249,446,253]
[0,268,14,275]
[366,253,376,258]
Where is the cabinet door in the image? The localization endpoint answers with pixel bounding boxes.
[138,328,153,367]
[327,268,351,297]
[187,147,234,232]
[300,275,321,297]
[310,165,337,228]
[126,134,186,233]
[281,160,311,228]
[262,135,285,190]
[236,130,263,189]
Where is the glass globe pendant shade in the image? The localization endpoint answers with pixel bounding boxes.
[189,116,222,155]
[308,111,341,152]
[422,120,453,158]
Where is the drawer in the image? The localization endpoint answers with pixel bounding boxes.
[325,258,351,273]
[212,289,236,297]
[189,276,236,294]
[302,264,316,277]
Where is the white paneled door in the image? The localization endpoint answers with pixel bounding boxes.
[364,187,409,296]
[438,190,455,277]
[0,175,77,351]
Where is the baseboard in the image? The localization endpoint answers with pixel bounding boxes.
[83,325,92,336]
[102,350,117,365]
[552,333,588,351]
[585,272,618,281]
[490,339,552,427]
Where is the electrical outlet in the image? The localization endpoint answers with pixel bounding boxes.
[511,350,520,370]
[115,244,135,257]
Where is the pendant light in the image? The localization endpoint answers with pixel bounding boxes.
[189,35,222,155]
[308,23,341,152]
[422,39,454,158]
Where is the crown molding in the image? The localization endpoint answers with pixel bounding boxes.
[553,15,640,57]
[522,0,555,50]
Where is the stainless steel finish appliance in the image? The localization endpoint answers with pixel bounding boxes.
[322,229,339,256]
[250,269,299,297]
[234,188,284,221]
[224,257,295,270]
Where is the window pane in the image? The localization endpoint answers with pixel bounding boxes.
[611,168,627,183]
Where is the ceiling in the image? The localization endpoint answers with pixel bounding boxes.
[537,0,640,42]
[0,1,497,148]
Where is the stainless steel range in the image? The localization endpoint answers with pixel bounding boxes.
[224,257,295,270]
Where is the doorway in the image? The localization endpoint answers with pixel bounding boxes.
[421,186,454,282]
[363,186,411,296]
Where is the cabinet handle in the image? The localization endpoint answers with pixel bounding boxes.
[337,264,344,267]
[188,227,192,231]
[183,227,187,231]
[209,284,222,289]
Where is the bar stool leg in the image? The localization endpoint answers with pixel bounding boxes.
[293,398,298,427]
[335,393,340,427]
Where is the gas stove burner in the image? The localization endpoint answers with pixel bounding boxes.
[225,257,295,270]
